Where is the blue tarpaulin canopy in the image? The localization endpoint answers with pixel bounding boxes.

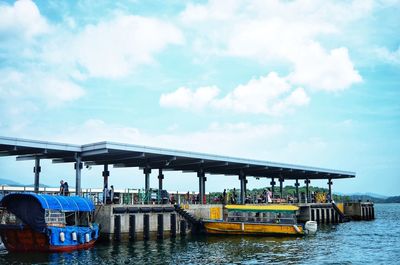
[0,193,95,232]
[1,193,94,212]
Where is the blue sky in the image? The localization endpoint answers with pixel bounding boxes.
[0,0,399,195]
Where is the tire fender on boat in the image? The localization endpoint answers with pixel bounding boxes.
[72,232,77,241]
[60,232,65,242]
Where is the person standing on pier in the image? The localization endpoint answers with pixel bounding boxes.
[63,181,69,196]
[59,180,64,195]
[232,188,237,204]
[222,189,227,205]
[267,188,272,203]
[109,185,114,203]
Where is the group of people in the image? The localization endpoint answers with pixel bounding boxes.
[184,191,206,204]
[59,180,69,196]
[103,185,115,204]
[218,188,273,204]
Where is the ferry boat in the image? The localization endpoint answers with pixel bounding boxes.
[0,193,99,252]
[203,204,317,236]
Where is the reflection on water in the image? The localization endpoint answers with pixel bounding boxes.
[1,204,399,264]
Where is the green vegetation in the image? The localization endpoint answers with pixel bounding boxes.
[209,186,399,203]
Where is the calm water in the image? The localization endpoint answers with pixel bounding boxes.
[1,204,399,264]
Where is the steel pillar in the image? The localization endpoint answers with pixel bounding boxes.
[270,177,276,198]
[75,154,82,196]
[144,167,151,204]
[197,170,205,204]
[328,178,333,202]
[33,156,40,193]
[239,171,247,204]
[305,178,310,203]
[279,176,284,199]
[103,164,109,189]
[158,169,164,191]
[295,179,300,202]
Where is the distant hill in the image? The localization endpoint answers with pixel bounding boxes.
[0,178,22,186]
[0,178,50,188]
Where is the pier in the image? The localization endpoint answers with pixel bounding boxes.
[0,136,375,240]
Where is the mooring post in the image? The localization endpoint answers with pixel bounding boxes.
[157,214,164,239]
[170,214,177,238]
[75,153,82,196]
[33,156,40,193]
[114,215,121,241]
[129,215,136,241]
[143,214,150,240]
[180,220,187,237]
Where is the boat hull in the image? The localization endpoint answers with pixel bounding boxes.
[203,221,304,236]
[0,226,97,252]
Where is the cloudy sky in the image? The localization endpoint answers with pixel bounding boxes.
[0,0,399,195]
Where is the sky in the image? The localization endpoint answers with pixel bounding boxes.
[0,0,399,196]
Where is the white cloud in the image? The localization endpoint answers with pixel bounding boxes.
[0,69,85,107]
[374,46,400,65]
[0,0,50,39]
[180,0,366,92]
[160,86,220,110]
[288,45,362,91]
[160,72,309,115]
[43,15,184,79]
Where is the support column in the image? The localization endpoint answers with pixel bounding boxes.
[158,169,164,191]
[239,170,247,204]
[75,154,82,196]
[203,175,207,204]
[158,169,164,204]
[295,179,300,203]
[328,178,333,202]
[102,164,110,204]
[305,178,310,203]
[103,164,109,190]
[279,176,284,199]
[143,167,151,204]
[197,170,205,204]
[270,178,276,198]
[33,156,41,193]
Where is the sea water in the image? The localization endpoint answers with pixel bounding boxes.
[1,203,399,264]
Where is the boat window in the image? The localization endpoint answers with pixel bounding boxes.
[65,212,76,226]
[45,210,66,226]
[77,212,90,227]
[0,209,23,225]
[226,210,297,224]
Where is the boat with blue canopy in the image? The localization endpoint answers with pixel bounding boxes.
[0,193,99,252]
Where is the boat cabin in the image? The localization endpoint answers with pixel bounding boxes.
[0,193,95,232]
[224,205,300,225]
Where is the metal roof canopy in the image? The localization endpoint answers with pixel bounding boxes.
[0,136,355,180]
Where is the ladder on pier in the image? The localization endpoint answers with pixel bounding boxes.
[332,202,350,222]
[174,205,203,233]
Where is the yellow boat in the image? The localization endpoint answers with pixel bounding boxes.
[203,204,316,236]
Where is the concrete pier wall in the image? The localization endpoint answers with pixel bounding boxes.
[96,202,374,240]
[344,202,374,220]
[96,205,182,240]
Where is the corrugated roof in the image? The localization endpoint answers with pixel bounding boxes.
[0,136,355,180]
